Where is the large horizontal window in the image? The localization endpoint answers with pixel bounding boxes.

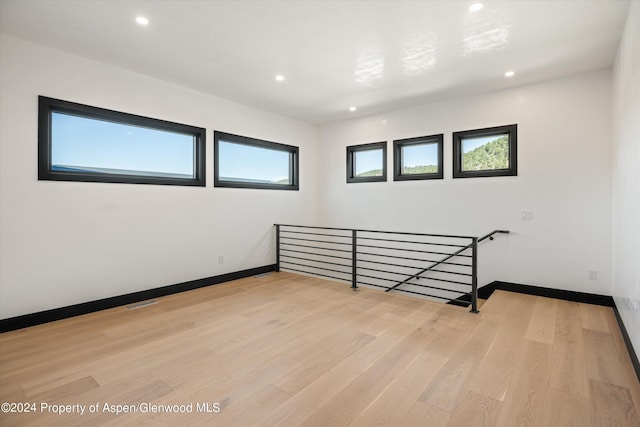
[347,141,387,183]
[38,96,205,186]
[453,124,517,178]
[393,134,443,181]
[214,131,299,190]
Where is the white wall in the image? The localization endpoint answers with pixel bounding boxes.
[0,35,318,319]
[613,2,640,359]
[318,69,613,294]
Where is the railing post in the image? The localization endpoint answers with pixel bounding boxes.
[351,229,358,290]
[470,237,479,313]
[275,224,281,272]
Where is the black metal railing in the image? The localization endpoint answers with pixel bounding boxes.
[274,224,508,313]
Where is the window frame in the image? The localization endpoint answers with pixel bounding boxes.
[38,96,206,186]
[346,141,387,183]
[453,124,517,178]
[213,131,299,190]
[393,134,444,181]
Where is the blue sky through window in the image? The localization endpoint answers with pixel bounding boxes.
[354,149,383,175]
[401,143,438,167]
[51,112,195,177]
[218,140,290,184]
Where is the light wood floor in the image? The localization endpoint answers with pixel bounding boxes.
[1,272,639,426]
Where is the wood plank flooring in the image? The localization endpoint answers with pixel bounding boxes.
[1,272,639,426]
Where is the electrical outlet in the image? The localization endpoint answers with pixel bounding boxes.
[588,270,598,280]
[521,211,533,221]
[219,256,224,265]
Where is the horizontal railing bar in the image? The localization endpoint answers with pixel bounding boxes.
[356,230,474,240]
[275,224,476,240]
[357,274,467,294]
[281,242,352,254]
[356,258,472,276]
[357,265,420,277]
[281,260,351,276]
[386,235,480,293]
[280,236,352,246]
[418,268,471,277]
[356,236,468,248]
[281,248,352,261]
[277,224,358,232]
[281,230,351,239]
[357,266,472,286]
[356,244,472,258]
[358,251,472,267]
[280,266,350,283]
[280,254,352,269]
[413,276,471,286]
[356,273,403,283]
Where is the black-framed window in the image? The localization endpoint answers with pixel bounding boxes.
[346,141,387,183]
[393,134,443,181]
[38,96,206,186]
[453,124,517,178]
[214,131,299,190]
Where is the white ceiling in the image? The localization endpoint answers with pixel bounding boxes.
[0,0,630,124]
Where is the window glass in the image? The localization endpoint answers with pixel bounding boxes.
[453,124,517,178]
[460,134,509,171]
[354,149,383,177]
[393,134,443,181]
[218,141,292,185]
[51,112,195,179]
[401,143,439,175]
[39,96,205,186]
[347,141,387,183]
[214,131,299,190]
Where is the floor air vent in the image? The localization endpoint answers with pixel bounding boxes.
[127,300,158,310]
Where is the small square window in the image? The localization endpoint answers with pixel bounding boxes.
[346,142,387,183]
[393,134,443,181]
[453,124,517,178]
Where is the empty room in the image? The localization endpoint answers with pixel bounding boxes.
[0,0,638,426]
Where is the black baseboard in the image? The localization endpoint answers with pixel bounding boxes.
[612,305,640,383]
[0,264,276,333]
[478,281,614,306]
[446,280,615,308]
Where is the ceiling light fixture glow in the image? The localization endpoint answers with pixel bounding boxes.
[135,16,149,26]
[469,3,484,12]
[505,70,515,77]
[349,106,357,112]
[275,74,285,82]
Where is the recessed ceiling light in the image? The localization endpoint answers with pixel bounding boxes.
[275,74,285,82]
[505,70,515,77]
[349,106,357,112]
[469,3,483,12]
[135,16,149,26]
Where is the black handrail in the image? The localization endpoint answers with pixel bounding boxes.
[384,230,509,312]
[478,229,510,243]
[275,223,476,240]
[274,224,509,313]
[386,229,509,292]
[384,240,475,293]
